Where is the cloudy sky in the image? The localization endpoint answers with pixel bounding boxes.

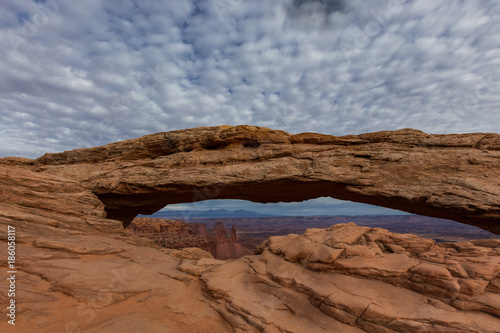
[2,0,499,215]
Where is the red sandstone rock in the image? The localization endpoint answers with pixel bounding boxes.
[31,125,500,234]
[189,223,208,236]
[211,221,229,241]
[210,222,253,260]
[125,217,252,260]
[0,126,499,332]
[199,223,500,332]
[230,225,238,243]
[125,217,192,235]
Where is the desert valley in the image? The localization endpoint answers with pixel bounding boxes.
[143,212,500,250]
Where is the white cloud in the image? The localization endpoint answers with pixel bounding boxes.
[1,0,499,159]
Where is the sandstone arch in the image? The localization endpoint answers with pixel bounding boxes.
[33,125,500,235]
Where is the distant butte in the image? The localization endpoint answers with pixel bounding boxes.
[30,125,500,235]
[126,217,252,260]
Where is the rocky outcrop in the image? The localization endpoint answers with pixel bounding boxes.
[193,223,500,332]
[230,225,238,243]
[125,217,193,235]
[210,222,253,260]
[0,164,123,242]
[189,223,208,236]
[125,218,252,260]
[211,221,229,241]
[0,164,229,332]
[30,125,500,234]
[0,144,499,332]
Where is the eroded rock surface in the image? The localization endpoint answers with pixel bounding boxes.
[0,164,230,332]
[0,164,123,241]
[0,126,499,332]
[2,220,499,332]
[195,223,500,332]
[30,125,500,234]
[125,218,252,260]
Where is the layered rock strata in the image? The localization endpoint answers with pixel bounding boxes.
[0,125,499,332]
[192,223,500,332]
[125,217,252,260]
[30,125,500,234]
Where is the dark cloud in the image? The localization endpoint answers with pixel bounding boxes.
[291,0,347,14]
[287,0,348,28]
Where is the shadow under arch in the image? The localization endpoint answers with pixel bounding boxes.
[100,179,499,235]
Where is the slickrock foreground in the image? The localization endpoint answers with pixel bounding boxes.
[195,223,500,332]
[31,125,500,234]
[0,125,499,332]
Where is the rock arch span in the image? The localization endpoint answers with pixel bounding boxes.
[34,125,500,235]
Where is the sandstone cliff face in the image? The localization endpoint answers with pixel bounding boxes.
[0,126,499,332]
[0,164,123,241]
[189,223,208,236]
[210,222,254,260]
[125,217,252,260]
[31,125,500,234]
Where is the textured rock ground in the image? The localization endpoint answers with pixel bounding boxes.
[197,223,500,332]
[0,165,229,332]
[0,125,499,332]
[31,125,500,234]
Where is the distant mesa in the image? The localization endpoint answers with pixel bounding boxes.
[172,214,499,250]
[151,208,275,219]
[125,217,198,235]
[126,217,252,260]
